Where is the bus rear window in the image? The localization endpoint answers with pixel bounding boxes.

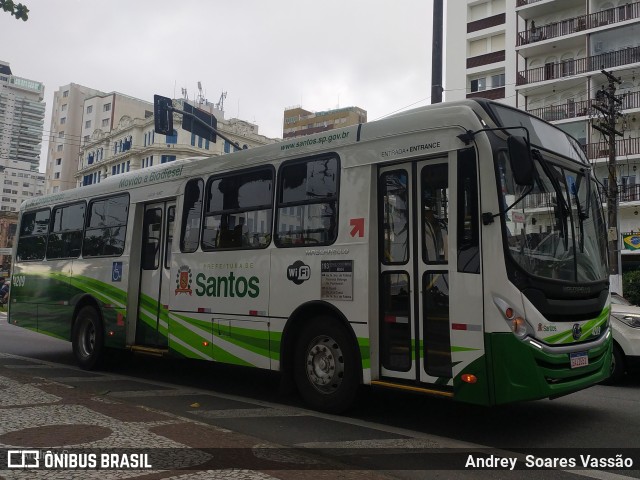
[16,208,50,261]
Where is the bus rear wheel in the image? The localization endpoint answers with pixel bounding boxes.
[293,317,360,413]
[72,306,104,370]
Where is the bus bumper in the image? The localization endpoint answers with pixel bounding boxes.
[486,332,611,404]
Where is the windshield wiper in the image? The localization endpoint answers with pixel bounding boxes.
[572,171,591,253]
[533,149,570,251]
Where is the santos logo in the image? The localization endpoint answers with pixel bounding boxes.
[287,261,311,285]
[194,272,259,298]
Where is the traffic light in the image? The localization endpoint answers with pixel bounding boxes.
[182,102,217,142]
[154,95,173,136]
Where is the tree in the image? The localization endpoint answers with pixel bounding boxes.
[1,0,29,21]
[622,270,640,306]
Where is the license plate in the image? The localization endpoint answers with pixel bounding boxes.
[570,352,589,369]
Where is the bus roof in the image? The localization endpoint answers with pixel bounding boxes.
[23,99,501,212]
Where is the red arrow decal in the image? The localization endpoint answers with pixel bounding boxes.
[350,218,365,237]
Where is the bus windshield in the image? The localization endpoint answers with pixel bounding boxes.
[497,147,608,283]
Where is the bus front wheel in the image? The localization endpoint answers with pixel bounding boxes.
[72,306,104,370]
[293,317,360,413]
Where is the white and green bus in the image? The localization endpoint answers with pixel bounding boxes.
[9,99,612,412]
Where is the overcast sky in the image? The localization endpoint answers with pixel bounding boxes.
[3,0,434,172]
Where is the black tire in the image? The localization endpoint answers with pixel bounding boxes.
[72,306,104,370]
[293,317,360,413]
[607,344,626,385]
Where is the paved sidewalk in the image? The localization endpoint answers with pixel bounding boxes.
[0,352,400,480]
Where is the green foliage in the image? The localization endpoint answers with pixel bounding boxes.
[1,0,29,21]
[622,269,640,306]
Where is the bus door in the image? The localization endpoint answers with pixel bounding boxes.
[378,153,482,393]
[136,200,176,347]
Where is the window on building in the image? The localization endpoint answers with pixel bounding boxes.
[491,73,505,88]
[161,155,176,163]
[86,105,93,114]
[85,120,91,129]
[56,158,62,166]
[60,117,66,125]
[63,90,69,98]
[58,131,64,138]
[470,77,487,92]
[61,104,67,111]
[54,173,60,179]
[102,118,109,127]
[57,145,63,152]
[165,130,177,144]
[103,103,111,112]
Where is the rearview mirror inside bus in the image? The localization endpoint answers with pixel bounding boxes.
[507,135,534,187]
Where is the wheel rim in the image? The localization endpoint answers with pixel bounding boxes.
[79,319,96,358]
[305,334,345,394]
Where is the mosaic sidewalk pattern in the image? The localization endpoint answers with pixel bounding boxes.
[0,354,397,480]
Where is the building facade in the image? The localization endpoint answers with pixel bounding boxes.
[45,85,153,194]
[445,0,640,271]
[76,99,277,187]
[0,60,45,171]
[283,106,367,139]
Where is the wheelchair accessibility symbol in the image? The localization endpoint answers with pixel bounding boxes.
[112,262,123,282]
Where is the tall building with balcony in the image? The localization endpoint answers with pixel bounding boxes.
[283,106,367,139]
[75,99,277,188]
[445,0,640,271]
[0,60,45,171]
[45,85,153,194]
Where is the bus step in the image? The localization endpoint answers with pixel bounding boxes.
[370,380,454,398]
[129,345,168,357]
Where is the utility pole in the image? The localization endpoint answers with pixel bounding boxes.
[592,69,623,277]
[431,0,443,104]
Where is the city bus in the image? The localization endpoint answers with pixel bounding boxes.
[9,99,612,412]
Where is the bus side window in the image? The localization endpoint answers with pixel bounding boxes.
[202,169,273,251]
[83,194,129,258]
[180,179,203,253]
[275,156,338,247]
[457,148,480,274]
[47,202,85,260]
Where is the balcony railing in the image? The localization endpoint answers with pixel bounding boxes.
[527,91,640,121]
[467,50,506,69]
[519,184,640,207]
[517,2,640,46]
[468,13,505,33]
[618,184,640,203]
[517,46,640,85]
[584,137,640,160]
[516,0,545,7]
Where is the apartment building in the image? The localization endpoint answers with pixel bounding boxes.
[283,106,367,139]
[0,60,45,170]
[76,99,277,187]
[445,0,640,271]
[45,85,153,194]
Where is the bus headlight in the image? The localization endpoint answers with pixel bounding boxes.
[493,296,531,340]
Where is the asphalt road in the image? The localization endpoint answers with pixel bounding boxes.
[2,316,640,479]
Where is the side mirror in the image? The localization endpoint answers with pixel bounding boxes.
[508,135,534,187]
